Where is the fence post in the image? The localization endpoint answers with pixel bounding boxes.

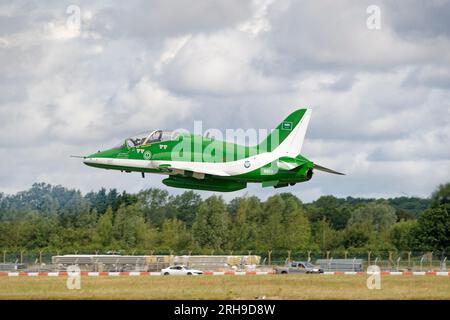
[368,251,371,266]
[268,250,272,266]
[3,250,5,263]
[20,250,24,264]
[408,251,411,268]
[39,250,43,265]
[344,250,348,260]
[388,251,393,269]
[420,254,425,271]
[326,250,330,260]
[307,250,311,263]
[287,250,291,262]
[430,252,433,270]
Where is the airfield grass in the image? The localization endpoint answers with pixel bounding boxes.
[0,275,449,300]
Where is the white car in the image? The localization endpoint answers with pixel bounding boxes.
[161,265,203,276]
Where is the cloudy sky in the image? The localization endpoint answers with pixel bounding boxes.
[1,0,449,202]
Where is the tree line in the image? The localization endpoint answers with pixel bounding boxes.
[0,182,448,254]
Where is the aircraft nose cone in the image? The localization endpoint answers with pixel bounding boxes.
[82,155,95,166]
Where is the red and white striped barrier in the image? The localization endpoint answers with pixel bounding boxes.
[0,271,448,277]
[0,271,274,277]
[323,271,450,276]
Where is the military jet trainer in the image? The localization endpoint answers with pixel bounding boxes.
[79,108,344,192]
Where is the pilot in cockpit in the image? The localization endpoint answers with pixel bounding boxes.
[147,130,162,143]
[126,130,163,148]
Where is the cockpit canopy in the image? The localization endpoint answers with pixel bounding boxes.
[124,130,180,148]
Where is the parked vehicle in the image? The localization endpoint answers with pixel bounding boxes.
[275,261,324,274]
[161,265,203,276]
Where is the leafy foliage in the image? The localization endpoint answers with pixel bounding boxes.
[431,183,450,208]
[414,205,450,251]
[0,182,447,253]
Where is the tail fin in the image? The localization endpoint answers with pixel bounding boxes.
[258,108,312,156]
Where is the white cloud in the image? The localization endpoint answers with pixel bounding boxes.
[0,0,449,200]
[157,30,280,95]
[238,0,275,36]
[154,35,192,73]
[109,77,194,132]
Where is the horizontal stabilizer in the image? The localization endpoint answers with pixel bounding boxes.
[313,164,345,175]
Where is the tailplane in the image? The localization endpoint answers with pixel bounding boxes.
[313,163,345,175]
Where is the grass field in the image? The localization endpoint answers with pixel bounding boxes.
[1,275,449,300]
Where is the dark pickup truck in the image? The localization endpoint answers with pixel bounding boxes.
[275,261,324,274]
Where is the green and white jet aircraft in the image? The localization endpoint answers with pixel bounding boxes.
[80,108,344,192]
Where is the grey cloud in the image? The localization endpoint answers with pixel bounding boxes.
[91,0,253,41]
[264,0,450,75]
[319,74,358,91]
[0,15,29,36]
[402,65,450,89]
[0,0,449,201]
[385,0,450,39]
[368,128,450,162]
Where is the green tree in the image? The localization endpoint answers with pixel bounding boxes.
[312,218,341,250]
[192,196,230,250]
[117,191,139,208]
[258,195,285,250]
[160,218,192,251]
[348,202,396,232]
[229,197,257,250]
[431,183,450,208]
[85,188,109,214]
[107,189,119,211]
[414,205,449,251]
[395,208,415,221]
[113,204,156,249]
[139,188,170,226]
[389,220,418,251]
[279,193,303,211]
[7,213,59,249]
[343,223,373,248]
[281,206,311,250]
[94,207,113,248]
[169,191,202,227]
[308,195,350,229]
[388,196,430,215]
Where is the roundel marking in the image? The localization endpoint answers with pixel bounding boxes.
[143,151,152,160]
[244,160,251,168]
